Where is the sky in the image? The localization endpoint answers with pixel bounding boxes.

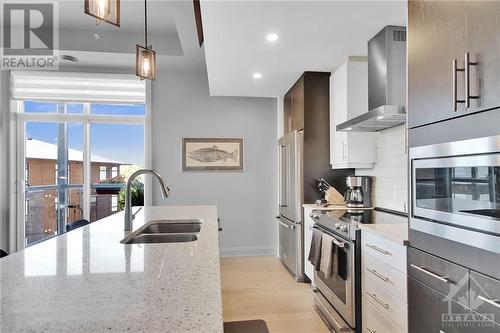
[25,101,145,166]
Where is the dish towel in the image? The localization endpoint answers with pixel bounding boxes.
[319,233,340,280]
[308,228,323,271]
[319,233,334,279]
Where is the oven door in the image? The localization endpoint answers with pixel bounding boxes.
[313,225,355,328]
[412,152,500,235]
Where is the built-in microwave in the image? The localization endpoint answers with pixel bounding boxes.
[410,135,500,255]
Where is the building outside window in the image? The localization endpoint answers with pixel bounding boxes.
[111,166,118,178]
[111,195,118,212]
[99,166,107,181]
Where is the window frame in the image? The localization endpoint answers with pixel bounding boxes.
[12,97,151,251]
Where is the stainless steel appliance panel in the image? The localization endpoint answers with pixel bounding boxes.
[410,135,500,252]
[313,224,356,328]
[277,215,303,281]
[278,130,303,223]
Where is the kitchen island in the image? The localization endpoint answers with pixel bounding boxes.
[0,206,223,333]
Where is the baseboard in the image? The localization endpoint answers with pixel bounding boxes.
[220,246,277,257]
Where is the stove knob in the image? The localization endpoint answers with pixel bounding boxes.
[340,225,348,233]
[334,223,341,230]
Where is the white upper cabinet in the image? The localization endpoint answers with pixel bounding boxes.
[330,58,376,169]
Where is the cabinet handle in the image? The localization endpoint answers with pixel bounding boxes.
[464,52,479,108]
[478,295,500,309]
[452,59,465,111]
[366,268,391,283]
[366,244,392,256]
[410,264,456,285]
[367,328,377,333]
[367,291,389,309]
[342,141,347,161]
[276,217,296,230]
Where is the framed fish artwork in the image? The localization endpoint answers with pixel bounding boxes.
[182,138,244,171]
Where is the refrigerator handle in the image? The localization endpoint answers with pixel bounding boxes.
[279,144,289,207]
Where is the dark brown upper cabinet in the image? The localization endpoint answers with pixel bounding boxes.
[284,76,304,133]
[408,0,500,129]
[282,72,352,201]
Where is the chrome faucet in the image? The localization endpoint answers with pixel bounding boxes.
[124,169,170,231]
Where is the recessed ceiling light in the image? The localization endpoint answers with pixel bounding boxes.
[253,73,263,79]
[376,116,384,120]
[345,127,352,131]
[266,33,279,42]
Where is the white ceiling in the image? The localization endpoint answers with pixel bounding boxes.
[201,1,407,97]
[57,0,205,71]
[4,0,191,69]
[57,0,178,34]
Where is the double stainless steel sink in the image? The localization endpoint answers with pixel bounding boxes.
[121,219,202,244]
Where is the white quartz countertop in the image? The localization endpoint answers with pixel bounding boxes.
[0,206,223,333]
[358,212,409,246]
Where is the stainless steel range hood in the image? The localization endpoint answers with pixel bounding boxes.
[337,26,406,132]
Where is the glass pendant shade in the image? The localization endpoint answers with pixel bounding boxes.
[136,45,156,80]
[84,0,120,27]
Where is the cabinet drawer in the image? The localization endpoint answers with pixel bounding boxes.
[470,271,500,325]
[362,252,407,302]
[409,276,499,333]
[408,247,469,307]
[363,274,408,331]
[363,295,405,333]
[362,231,406,273]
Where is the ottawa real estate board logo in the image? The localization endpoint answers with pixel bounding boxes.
[1,1,59,70]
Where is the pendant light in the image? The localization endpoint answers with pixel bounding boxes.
[84,0,120,27]
[136,0,156,80]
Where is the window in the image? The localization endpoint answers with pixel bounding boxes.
[99,166,107,181]
[111,166,118,178]
[14,72,146,249]
[18,102,145,247]
[111,195,118,212]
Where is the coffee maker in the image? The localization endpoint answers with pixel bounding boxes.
[344,176,372,208]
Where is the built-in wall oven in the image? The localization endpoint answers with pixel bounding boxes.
[410,135,500,255]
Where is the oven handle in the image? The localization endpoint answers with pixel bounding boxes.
[313,225,347,248]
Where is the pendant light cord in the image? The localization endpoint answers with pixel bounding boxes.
[144,0,148,47]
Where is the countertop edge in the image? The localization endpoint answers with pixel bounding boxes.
[359,223,409,246]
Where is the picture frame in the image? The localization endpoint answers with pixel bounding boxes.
[182,138,244,171]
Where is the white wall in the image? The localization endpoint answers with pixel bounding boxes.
[355,125,407,213]
[150,63,278,257]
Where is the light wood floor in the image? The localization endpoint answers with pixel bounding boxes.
[220,256,331,333]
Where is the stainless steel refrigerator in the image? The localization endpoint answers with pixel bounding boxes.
[277,130,304,281]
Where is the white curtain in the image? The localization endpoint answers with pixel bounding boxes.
[11,71,145,104]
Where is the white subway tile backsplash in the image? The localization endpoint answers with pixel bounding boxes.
[356,125,407,213]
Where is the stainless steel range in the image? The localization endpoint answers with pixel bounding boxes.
[309,208,407,333]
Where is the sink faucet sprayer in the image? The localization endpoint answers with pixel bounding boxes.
[124,169,170,231]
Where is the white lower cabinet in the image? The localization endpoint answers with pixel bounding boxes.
[361,229,408,332]
[363,295,405,333]
[303,207,315,283]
